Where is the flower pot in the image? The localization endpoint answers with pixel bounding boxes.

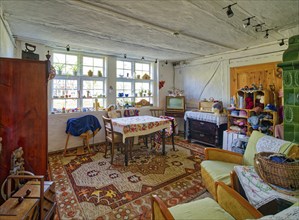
[88,70,93,77]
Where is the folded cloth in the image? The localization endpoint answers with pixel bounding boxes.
[256,135,288,153]
[66,115,101,136]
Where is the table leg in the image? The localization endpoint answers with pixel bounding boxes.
[162,128,166,155]
[125,138,129,166]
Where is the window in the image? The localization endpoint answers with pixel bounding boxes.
[116,60,153,107]
[51,52,106,113]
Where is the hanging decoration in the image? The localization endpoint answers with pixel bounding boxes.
[159,80,165,90]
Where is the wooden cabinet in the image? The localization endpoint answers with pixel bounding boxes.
[187,118,227,148]
[0,58,49,203]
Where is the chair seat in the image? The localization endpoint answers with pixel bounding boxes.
[201,160,238,185]
[107,132,123,143]
[169,197,234,220]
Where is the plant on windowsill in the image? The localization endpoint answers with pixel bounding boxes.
[88,70,93,77]
[55,63,64,75]
[72,64,78,76]
[139,89,143,97]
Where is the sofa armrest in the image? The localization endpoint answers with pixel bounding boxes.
[152,195,174,220]
[216,182,263,219]
[204,148,243,164]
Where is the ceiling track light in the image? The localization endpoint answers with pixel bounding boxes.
[242,16,255,28]
[279,38,287,46]
[124,54,127,58]
[155,59,158,64]
[223,3,237,18]
[141,56,145,60]
[66,44,70,51]
[263,29,271,39]
[253,23,265,32]
[165,60,168,65]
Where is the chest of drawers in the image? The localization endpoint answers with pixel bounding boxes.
[187,118,227,148]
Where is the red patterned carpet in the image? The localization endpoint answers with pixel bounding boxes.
[49,139,206,220]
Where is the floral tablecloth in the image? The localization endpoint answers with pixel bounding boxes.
[111,115,171,143]
[234,166,299,209]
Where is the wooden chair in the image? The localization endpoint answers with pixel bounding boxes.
[150,108,165,117]
[150,109,176,150]
[102,116,133,164]
[123,109,139,117]
[152,181,263,220]
[107,110,122,118]
[64,115,101,157]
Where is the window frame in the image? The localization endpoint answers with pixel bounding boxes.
[50,52,107,113]
[116,59,155,107]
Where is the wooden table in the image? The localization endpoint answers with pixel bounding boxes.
[111,116,171,166]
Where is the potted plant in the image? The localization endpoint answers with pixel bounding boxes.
[72,64,78,76]
[55,63,64,75]
[139,89,143,97]
[88,70,93,77]
[98,70,102,77]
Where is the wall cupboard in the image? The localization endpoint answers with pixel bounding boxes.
[0,58,49,204]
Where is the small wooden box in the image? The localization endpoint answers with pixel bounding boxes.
[0,197,39,220]
[198,101,214,112]
[12,181,56,220]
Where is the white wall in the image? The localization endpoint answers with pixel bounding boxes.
[0,6,15,57]
[158,61,174,108]
[176,41,288,109]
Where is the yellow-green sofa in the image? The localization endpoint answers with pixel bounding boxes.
[201,130,299,198]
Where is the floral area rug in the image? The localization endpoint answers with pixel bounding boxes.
[49,139,206,220]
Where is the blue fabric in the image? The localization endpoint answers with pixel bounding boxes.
[65,115,101,136]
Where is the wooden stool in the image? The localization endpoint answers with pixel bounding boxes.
[64,115,101,157]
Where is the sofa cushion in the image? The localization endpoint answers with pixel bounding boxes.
[201,160,238,185]
[243,131,297,166]
[169,197,234,220]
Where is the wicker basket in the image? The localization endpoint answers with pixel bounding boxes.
[254,152,299,192]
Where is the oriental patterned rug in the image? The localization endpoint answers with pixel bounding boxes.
[49,139,206,220]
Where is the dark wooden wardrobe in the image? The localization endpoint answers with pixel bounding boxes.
[0,58,49,204]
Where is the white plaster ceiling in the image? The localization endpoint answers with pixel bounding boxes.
[1,0,299,62]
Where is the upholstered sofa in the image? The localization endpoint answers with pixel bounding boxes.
[201,130,299,198]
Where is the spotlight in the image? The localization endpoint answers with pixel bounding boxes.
[165,60,168,65]
[223,3,237,18]
[253,23,265,32]
[155,59,158,64]
[279,39,285,46]
[66,44,70,51]
[141,56,144,60]
[263,29,271,39]
[242,16,255,28]
[124,54,127,58]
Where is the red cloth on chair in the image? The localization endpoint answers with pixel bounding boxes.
[154,116,176,150]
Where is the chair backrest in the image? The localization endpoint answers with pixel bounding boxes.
[150,108,165,117]
[102,115,116,143]
[243,130,299,166]
[107,110,122,118]
[216,182,263,219]
[123,109,139,117]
